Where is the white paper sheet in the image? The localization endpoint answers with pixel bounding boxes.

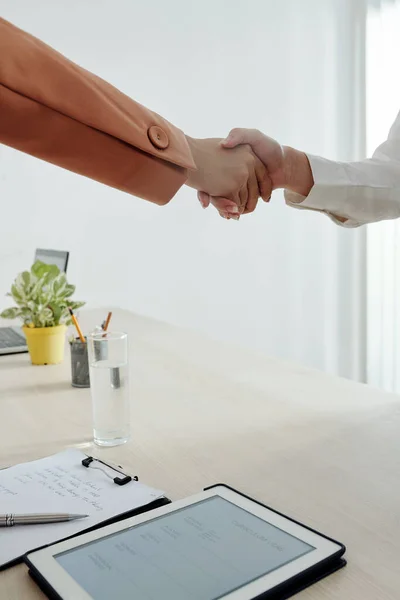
[0,449,165,567]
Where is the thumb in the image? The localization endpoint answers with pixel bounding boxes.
[221,128,262,149]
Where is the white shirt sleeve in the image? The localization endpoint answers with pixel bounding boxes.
[285,111,400,227]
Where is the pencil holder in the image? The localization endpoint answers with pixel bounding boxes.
[70,338,90,388]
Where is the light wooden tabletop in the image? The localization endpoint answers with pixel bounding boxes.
[0,309,399,599]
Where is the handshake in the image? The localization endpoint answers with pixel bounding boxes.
[185,129,313,218]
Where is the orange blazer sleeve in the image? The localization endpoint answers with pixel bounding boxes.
[0,18,196,205]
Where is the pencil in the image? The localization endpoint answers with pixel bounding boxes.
[102,311,112,332]
[68,308,85,343]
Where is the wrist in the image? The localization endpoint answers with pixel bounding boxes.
[281,146,314,196]
[185,136,201,189]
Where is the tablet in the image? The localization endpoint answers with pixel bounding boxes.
[25,485,345,600]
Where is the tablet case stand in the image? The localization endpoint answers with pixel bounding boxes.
[26,484,346,600]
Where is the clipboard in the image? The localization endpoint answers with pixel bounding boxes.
[0,452,171,571]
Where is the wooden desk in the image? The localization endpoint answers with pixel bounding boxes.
[1,309,399,599]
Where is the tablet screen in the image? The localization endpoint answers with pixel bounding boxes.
[55,496,314,600]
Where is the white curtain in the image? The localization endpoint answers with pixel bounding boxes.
[366,0,400,391]
[0,0,369,379]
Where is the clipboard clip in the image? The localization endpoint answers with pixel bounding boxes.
[82,456,138,486]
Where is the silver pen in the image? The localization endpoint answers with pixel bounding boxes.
[0,513,89,527]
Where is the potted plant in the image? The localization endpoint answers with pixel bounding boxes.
[0,261,85,365]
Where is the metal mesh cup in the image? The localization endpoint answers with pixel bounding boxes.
[70,339,90,388]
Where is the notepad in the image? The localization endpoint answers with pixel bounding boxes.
[0,449,165,569]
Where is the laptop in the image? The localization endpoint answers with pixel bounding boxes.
[0,249,69,356]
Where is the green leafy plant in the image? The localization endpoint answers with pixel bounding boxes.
[0,261,85,328]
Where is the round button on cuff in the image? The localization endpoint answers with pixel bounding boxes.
[148,126,169,150]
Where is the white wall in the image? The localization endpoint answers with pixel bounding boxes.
[0,0,366,377]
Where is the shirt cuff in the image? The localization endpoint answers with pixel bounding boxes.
[284,154,360,227]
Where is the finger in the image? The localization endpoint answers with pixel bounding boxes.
[197,191,211,209]
[221,128,263,149]
[254,157,272,203]
[222,130,283,178]
[242,170,259,214]
[238,184,248,214]
[199,191,240,218]
[216,202,240,220]
[210,196,240,217]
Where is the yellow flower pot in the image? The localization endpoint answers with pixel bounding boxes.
[23,324,67,365]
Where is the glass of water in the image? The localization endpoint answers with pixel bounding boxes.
[87,331,130,446]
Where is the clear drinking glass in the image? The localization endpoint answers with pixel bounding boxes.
[87,331,130,446]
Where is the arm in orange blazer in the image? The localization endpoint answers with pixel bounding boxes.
[0,17,196,205]
[0,18,266,213]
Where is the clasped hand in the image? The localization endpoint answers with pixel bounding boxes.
[185,130,285,219]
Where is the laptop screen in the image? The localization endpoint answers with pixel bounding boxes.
[34,249,69,273]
